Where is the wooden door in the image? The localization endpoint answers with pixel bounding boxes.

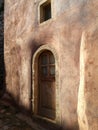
[38,51,55,119]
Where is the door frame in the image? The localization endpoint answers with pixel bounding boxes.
[32,45,61,123]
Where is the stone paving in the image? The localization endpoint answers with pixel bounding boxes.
[0,96,61,130]
[0,100,33,130]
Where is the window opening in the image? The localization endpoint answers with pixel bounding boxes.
[40,0,51,23]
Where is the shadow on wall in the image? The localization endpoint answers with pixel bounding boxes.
[0,1,5,97]
[0,92,79,130]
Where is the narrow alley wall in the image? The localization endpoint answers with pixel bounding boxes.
[0,0,4,97]
[78,25,98,130]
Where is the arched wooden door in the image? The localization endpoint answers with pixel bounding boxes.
[38,50,56,119]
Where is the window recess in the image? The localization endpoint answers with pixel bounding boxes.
[40,0,51,23]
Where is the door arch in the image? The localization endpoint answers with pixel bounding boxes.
[32,45,60,122]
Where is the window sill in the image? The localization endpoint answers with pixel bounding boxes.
[38,18,53,26]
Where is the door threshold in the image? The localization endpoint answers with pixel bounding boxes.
[32,115,61,130]
[32,114,56,124]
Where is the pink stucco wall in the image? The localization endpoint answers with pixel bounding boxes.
[4,0,98,130]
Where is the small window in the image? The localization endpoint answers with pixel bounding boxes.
[40,0,51,23]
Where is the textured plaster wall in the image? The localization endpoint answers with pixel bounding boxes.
[78,24,98,130]
[4,0,98,130]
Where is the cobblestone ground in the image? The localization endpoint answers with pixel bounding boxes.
[0,95,61,130]
[0,100,34,130]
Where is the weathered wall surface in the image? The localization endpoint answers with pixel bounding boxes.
[4,0,98,130]
[78,23,98,130]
